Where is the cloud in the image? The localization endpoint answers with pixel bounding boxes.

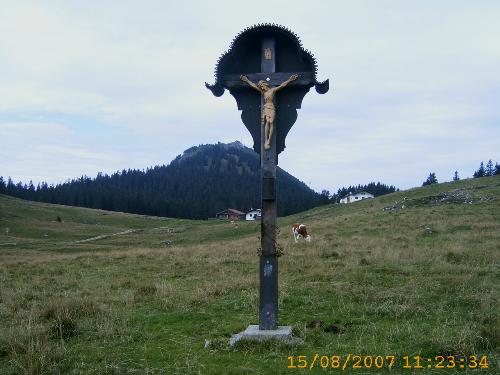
[0,1,499,191]
[0,121,124,183]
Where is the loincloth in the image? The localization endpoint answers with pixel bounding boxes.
[262,103,275,117]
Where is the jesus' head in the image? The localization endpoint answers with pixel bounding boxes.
[258,80,270,91]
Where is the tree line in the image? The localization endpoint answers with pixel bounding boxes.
[0,142,325,219]
[3,144,496,216]
[321,182,399,203]
[422,159,500,186]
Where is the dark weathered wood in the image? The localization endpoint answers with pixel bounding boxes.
[206,24,329,155]
[262,177,276,200]
[259,36,279,331]
[222,72,314,89]
[259,255,277,330]
[206,24,330,335]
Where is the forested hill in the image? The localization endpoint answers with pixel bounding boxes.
[0,142,326,219]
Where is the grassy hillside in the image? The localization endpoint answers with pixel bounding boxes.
[0,176,499,374]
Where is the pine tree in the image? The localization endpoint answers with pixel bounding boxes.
[485,159,494,176]
[422,172,438,186]
[0,176,5,194]
[6,177,14,195]
[320,190,330,204]
[473,162,485,178]
[495,163,500,176]
[27,180,35,200]
[453,171,460,181]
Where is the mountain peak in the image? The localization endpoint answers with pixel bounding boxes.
[2,141,324,219]
[226,140,245,148]
[179,141,254,163]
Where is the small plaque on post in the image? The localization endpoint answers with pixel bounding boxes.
[262,177,276,200]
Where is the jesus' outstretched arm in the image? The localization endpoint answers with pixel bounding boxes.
[240,75,262,92]
[275,74,299,92]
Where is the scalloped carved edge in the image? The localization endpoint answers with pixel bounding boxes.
[205,23,329,96]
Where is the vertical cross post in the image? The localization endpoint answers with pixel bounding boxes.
[207,25,330,344]
[259,37,278,330]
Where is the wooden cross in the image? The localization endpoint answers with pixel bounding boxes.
[222,37,316,330]
[206,24,329,333]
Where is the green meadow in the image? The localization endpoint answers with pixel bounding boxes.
[0,176,499,374]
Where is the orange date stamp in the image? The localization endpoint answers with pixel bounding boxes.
[287,354,490,370]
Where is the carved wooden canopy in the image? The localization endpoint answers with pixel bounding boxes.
[206,24,329,155]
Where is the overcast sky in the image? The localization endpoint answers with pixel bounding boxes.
[1,1,499,193]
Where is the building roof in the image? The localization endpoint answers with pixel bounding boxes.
[341,191,374,199]
[216,208,246,216]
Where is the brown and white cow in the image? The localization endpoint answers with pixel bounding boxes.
[292,223,311,243]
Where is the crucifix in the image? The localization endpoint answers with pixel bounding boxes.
[240,73,299,150]
[206,24,329,338]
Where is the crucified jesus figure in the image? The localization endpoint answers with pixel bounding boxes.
[240,74,299,150]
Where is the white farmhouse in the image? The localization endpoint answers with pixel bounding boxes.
[245,208,261,221]
[340,191,374,204]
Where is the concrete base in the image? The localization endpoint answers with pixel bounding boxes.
[229,325,293,347]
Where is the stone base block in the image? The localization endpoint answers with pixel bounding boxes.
[229,325,293,346]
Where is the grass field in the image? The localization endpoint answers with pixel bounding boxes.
[0,176,499,374]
